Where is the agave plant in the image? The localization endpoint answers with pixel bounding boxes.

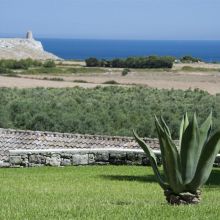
[133,112,220,205]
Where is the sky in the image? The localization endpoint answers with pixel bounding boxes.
[0,0,220,40]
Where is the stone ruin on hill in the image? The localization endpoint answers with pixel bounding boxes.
[0,31,60,60]
[26,31,34,40]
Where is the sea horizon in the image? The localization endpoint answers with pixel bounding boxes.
[37,38,220,62]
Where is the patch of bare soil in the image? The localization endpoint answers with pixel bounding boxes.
[0,76,106,89]
[1,63,220,94]
[14,70,220,94]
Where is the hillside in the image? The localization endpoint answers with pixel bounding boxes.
[0,31,60,60]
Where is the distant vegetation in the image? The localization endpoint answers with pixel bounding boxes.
[180,56,201,63]
[85,56,175,69]
[43,60,56,68]
[0,59,56,74]
[0,55,209,76]
[0,59,107,75]
[181,66,220,72]
[0,59,42,70]
[102,80,119,84]
[122,68,130,76]
[0,87,219,139]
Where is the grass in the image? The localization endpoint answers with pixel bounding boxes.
[0,166,219,220]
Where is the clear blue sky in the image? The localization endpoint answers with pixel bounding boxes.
[0,0,219,40]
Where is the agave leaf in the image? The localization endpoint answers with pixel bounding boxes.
[155,116,169,180]
[133,130,169,190]
[161,131,184,193]
[199,112,212,150]
[155,118,183,193]
[159,116,171,137]
[180,113,200,184]
[179,112,189,147]
[188,131,220,191]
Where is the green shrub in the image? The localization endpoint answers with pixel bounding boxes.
[85,58,100,67]
[0,67,12,74]
[122,68,130,76]
[0,59,42,70]
[102,80,119,84]
[73,80,88,83]
[42,77,64,81]
[43,60,56,68]
[180,56,201,63]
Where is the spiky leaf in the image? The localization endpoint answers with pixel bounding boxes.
[155,118,183,193]
[179,113,189,146]
[188,131,220,191]
[159,116,171,137]
[154,116,169,180]
[180,113,199,184]
[199,112,212,151]
[133,130,168,190]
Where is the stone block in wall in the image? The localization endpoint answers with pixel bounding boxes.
[72,154,88,165]
[62,153,73,159]
[142,154,162,166]
[61,159,71,166]
[126,152,143,165]
[10,156,22,165]
[21,158,29,167]
[0,161,10,168]
[0,155,10,163]
[88,154,95,164]
[46,154,61,166]
[95,161,109,165]
[109,152,126,165]
[214,156,220,167]
[29,163,45,167]
[29,154,46,164]
[142,157,151,166]
[156,155,162,166]
[94,152,109,162]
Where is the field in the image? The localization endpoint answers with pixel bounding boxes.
[1,62,220,94]
[0,166,219,220]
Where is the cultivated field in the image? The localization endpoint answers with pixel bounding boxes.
[0,62,220,94]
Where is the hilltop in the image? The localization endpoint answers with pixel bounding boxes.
[0,31,60,60]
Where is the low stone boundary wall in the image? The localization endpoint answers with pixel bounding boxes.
[1,148,220,168]
[0,149,160,168]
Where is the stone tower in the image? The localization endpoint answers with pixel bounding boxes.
[26,31,34,40]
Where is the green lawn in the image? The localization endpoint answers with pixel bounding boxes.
[0,166,220,220]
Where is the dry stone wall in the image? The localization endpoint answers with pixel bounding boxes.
[3,149,157,168]
[3,149,220,168]
[1,128,220,168]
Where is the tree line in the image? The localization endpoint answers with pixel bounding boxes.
[85,56,175,68]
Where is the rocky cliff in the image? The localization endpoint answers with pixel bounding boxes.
[0,31,60,60]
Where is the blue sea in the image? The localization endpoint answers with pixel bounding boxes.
[39,39,220,62]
